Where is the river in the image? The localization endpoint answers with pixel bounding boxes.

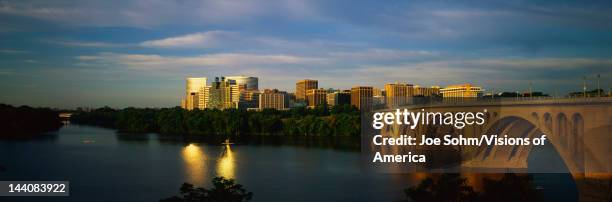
[0,125,577,201]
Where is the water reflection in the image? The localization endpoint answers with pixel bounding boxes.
[217,144,235,179]
[182,143,207,185]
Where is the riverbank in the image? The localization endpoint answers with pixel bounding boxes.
[0,104,62,138]
[70,105,361,137]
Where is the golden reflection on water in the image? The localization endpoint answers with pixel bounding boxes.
[217,144,235,179]
[182,143,207,185]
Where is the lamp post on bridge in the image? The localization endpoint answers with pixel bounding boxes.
[597,74,601,97]
[583,76,587,98]
[516,91,519,100]
[529,81,533,99]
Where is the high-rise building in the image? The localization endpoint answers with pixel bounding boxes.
[182,77,207,110]
[198,86,208,109]
[373,88,383,97]
[326,90,351,107]
[296,79,318,103]
[239,90,260,109]
[206,80,224,109]
[186,78,207,95]
[287,93,298,108]
[206,77,239,109]
[306,88,327,108]
[413,85,441,97]
[384,82,414,108]
[226,76,258,90]
[440,84,483,98]
[351,86,373,111]
[184,92,199,110]
[259,89,288,110]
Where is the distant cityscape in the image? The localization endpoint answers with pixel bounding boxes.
[180,76,610,111]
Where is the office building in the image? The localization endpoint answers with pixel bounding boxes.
[384,82,413,108]
[182,77,207,110]
[414,85,441,97]
[440,84,483,98]
[259,89,288,110]
[306,88,327,108]
[239,90,260,109]
[183,92,199,110]
[226,76,258,90]
[372,88,383,97]
[326,90,351,107]
[351,86,373,111]
[206,77,239,109]
[296,79,318,103]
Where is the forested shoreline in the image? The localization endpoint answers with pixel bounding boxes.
[70,104,361,136]
[0,104,62,137]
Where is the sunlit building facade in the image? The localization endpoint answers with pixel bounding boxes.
[206,77,239,109]
[440,84,483,98]
[239,90,260,109]
[413,85,441,97]
[182,77,207,110]
[296,79,318,103]
[384,82,414,108]
[351,86,373,111]
[326,90,351,107]
[306,88,327,108]
[259,89,288,110]
[226,76,258,91]
[372,87,383,97]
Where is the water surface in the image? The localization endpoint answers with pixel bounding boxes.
[0,125,577,201]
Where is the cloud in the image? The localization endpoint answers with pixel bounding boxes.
[0,49,31,54]
[0,69,15,75]
[76,52,327,70]
[328,49,438,61]
[140,31,237,48]
[347,57,612,91]
[0,0,323,27]
[44,39,125,48]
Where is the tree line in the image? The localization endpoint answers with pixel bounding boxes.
[70,104,361,136]
[0,104,62,137]
[404,173,543,202]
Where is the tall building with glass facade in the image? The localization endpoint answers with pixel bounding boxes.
[182,77,207,110]
[226,76,258,91]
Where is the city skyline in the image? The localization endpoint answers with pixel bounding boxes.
[0,0,611,108]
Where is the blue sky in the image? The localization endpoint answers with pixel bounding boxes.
[0,0,611,108]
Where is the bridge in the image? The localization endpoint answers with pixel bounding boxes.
[374,97,611,201]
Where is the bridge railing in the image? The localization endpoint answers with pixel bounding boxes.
[372,96,612,111]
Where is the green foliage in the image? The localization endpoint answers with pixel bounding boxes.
[405,174,477,202]
[70,106,117,128]
[161,177,253,202]
[70,104,360,136]
[0,104,62,136]
[404,173,542,202]
[478,173,543,202]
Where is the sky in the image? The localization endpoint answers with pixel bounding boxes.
[0,0,611,109]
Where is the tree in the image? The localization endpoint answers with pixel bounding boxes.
[477,173,542,202]
[404,174,477,202]
[161,177,253,202]
[404,173,542,202]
